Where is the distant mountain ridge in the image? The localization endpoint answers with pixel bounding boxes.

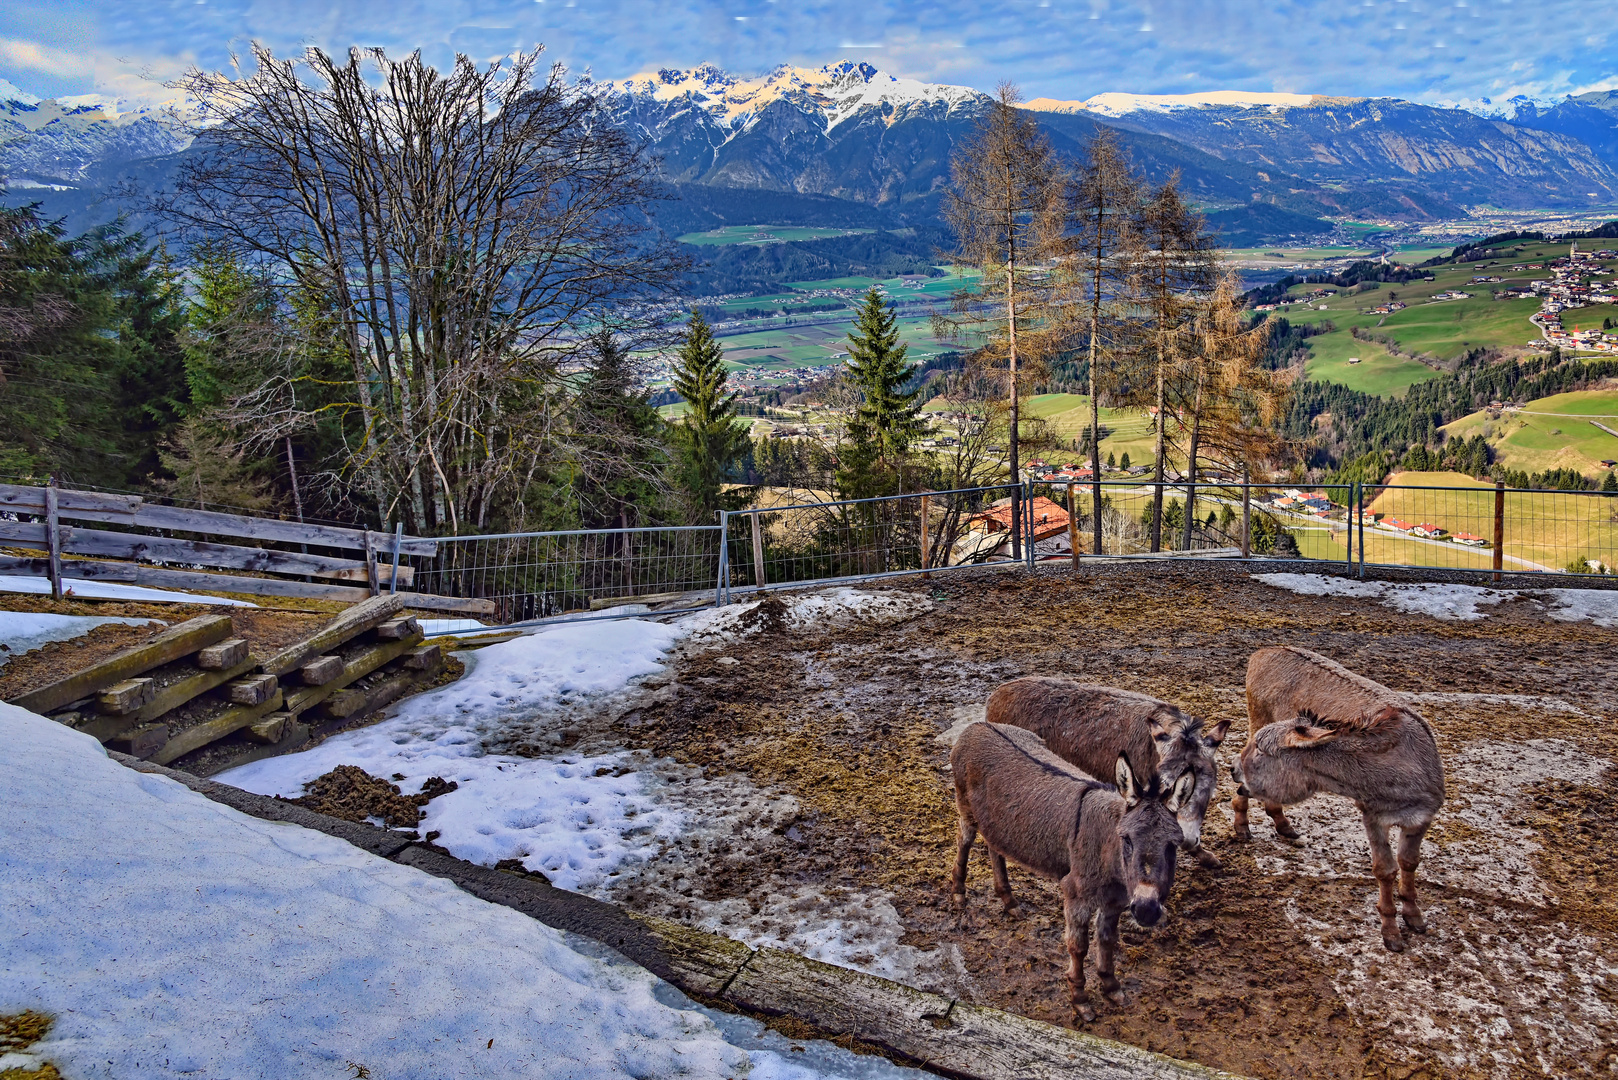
[1,80,190,189]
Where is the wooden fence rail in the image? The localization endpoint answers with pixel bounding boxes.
[0,484,489,615]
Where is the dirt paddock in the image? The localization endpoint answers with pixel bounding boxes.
[511,564,1618,1080]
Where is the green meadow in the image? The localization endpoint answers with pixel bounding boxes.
[1443,390,1618,476]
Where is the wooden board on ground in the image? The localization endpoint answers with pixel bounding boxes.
[149,688,285,766]
[6,615,235,715]
[281,636,421,716]
[258,594,404,676]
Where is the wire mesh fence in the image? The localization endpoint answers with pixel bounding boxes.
[390,479,1618,628]
[407,526,722,624]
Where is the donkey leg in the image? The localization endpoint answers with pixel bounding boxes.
[1397,822,1431,935]
[1265,801,1301,840]
[1060,877,1091,1009]
[1363,815,1404,952]
[1095,906,1124,999]
[951,810,976,929]
[1231,792,1252,841]
[989,850,1018,914]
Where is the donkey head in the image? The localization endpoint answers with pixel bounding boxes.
[1114,752,1196,928]
[1233,706,1402,805]
[1148,708,1232,852]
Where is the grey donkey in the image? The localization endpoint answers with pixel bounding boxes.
[986,677,1231,868]
[1232,645,1445,952]
[951,721,1194,1013]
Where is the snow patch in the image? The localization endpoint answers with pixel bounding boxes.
[1,702,925,1080]
[1026,90,1328,117]
[1254,572,1514,620]
[0,611,161,667]
[0,574,255,605]
[1539,587,1618,627]
[1221,738,1610,904]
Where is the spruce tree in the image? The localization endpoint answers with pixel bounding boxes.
[576,331,669,529]
[670,310,750,515]
[840,288,925,495]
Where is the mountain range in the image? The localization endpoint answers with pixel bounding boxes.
[6,62,1618,248]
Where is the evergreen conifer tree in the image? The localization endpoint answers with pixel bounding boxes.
[839,288,925,495]
[670,310,750,515]
[576,331,670,529]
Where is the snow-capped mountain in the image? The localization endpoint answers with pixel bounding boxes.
[1024,90,1618,209]
[2,83,192,188]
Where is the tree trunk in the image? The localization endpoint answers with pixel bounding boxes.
[1151,345,1166,552]
[1181,366,1206,551]
[1005,182,1022,562]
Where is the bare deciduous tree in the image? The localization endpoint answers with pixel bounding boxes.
[938,83,1066,558]
[1060,129,1142,555]
[157,44,683,533]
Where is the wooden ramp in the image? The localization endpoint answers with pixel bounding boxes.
[6,595,446,776]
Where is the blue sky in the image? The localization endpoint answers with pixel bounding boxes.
[3,1,1614,111]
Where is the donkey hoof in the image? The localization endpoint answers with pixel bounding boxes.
[1402,914,1428,935]
[1382,935,1407,953]
[1075,1002,1097,1023]
[1274,823,1301,840]
[1232,825,1251,842]
[1195,847,1223,870]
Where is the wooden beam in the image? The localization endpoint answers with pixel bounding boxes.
[259,594,404,676]
[0,557,491,615]
[227,673,279,706]
[8,614,235,715]
[0,520,414,585]
[149,689,285,766]
[318,651,444,721]
[97,678,155,716]
[197,639,249,670]
[299,655,344,685]
[281,637,420,716]
[0,484,437,555]
[374,617,421,640]
[105,723,170,759]
[243,712,292,745]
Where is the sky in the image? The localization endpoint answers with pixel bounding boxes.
[2,0,1614,113]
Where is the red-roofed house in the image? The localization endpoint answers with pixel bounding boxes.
[1411,523,1447,539]
[1378,518,1414,533]
[1451,532,1487,546]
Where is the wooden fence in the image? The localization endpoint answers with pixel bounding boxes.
[0,484,493,615]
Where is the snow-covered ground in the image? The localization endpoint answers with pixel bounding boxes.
[1255,572,1618,625]
[0,575,255,606]
[0,611,162,668]
[221,589,941,982]
[0,702,927,1080]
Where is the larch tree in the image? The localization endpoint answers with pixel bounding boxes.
[1061,129,1142,556]
[1134,176,1216,551]
[939,83,1066,558]
[1177,270,1286,549]
[670,310,750,516]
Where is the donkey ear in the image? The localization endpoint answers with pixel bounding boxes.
[1148,709,1176,741]
[1360,704,1403,729]
[1115,753,1141,806]
[1165,770,1196,813]
[1203,718,1233,748]
[1281,718,1340,749]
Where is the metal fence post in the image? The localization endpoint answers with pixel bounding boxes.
[389,522,403,595]
[1026,479,1036,570]
[1345,484,1355,571]
[1067,482,1080,568]
[43,479,63,600]
[716,511,729,607]
[749,511,766,594]
[920,493,931,578]
[1492,482,1505,583]
[1357,484,1366,580]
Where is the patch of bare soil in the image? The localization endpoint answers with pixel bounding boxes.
[595,566,1618,1080]
[284,765,457,829]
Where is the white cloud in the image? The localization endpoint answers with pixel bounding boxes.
[0,36,90,78]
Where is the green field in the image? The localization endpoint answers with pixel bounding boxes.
[1303,330,1441,397]
[678,225,876,246]
[1443,390,1618,477]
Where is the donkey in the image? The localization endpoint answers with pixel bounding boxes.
[1232,646,1446,952]
[950,721,1193,1011]
[986,677,1231,867]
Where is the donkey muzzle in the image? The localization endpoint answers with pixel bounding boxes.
[1230,761,1251,798]
[1131,898,1163,927]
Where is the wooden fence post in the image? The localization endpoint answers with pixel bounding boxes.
[365,530,381,596]
[1067,483,1080,567]
[750,512,766,593]
[45,480,63,600]
[1492,482,1505,583]
[919,494,931,577]
[1240,467,1251,559]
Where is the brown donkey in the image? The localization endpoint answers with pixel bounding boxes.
[951,721,1193,1011]
[986,677,1231,867]
[1233,646,1445,951]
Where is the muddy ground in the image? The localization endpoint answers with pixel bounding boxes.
[502,565,1618,1080]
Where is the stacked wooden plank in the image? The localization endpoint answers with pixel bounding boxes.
[5,595,447,777]
[0,483,493,615]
